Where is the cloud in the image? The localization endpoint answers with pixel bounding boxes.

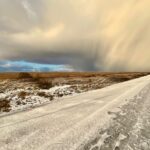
[22,0,38,22]
[0,0,150,71]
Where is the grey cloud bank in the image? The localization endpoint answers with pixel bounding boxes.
[0,0,150,71]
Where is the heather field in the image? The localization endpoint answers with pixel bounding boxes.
[0,72,149,115]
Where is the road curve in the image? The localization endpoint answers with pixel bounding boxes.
[0,75,150,150]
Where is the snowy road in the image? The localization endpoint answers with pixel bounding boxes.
[0,75,150,150]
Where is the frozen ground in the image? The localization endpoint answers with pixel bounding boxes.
[0,76,124,116]
[82,82,150,150]
[0,75,150,150]
[0,84,74,116]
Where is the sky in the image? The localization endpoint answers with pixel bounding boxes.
[0,0,150,72]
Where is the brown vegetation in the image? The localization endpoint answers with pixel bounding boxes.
[0,72,149,79]
[18,91,28,99]
[18,72,32,79]
[36,79,53,89]
[0,72,149,114]
[37,92,54,100]
[0,99,11,112]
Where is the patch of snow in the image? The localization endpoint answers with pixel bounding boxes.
[114,134,127,149]
[0,84,77,115]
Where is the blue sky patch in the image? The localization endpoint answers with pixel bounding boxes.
[0,60,73,72]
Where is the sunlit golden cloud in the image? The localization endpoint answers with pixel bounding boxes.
[0,0,150,71]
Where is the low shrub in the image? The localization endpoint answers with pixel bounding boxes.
[0,99,11,112]
[36,79,53,89]
[18,72,32,79]
[109,76,130,82]
[37,92,54,101]
[18,91,28,99]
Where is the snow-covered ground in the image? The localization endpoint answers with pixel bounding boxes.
[0,75,150,150]
[0,77,118,116]
[0,75,146,116]
[0,84,76,116]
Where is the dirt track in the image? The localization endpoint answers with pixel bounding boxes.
[82,83,150,150]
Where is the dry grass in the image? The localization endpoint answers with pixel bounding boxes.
[0,72,149,79]
[0,99,11,112]
[0,72,149,114]
[18,91,28,99]
[18,72,32,79]
[36,79,53,89]
[37,92,54,100]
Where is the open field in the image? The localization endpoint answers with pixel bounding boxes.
[0,72,149,115]
[1,75,150,150]
[0,72,149,79]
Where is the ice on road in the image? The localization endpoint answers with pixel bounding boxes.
[0,75,150,150]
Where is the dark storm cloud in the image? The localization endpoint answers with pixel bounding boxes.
[0,0,150,71]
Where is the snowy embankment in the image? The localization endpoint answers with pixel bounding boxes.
[0,76,116,115]
[0,74,148,116]
[0,84,77,116]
